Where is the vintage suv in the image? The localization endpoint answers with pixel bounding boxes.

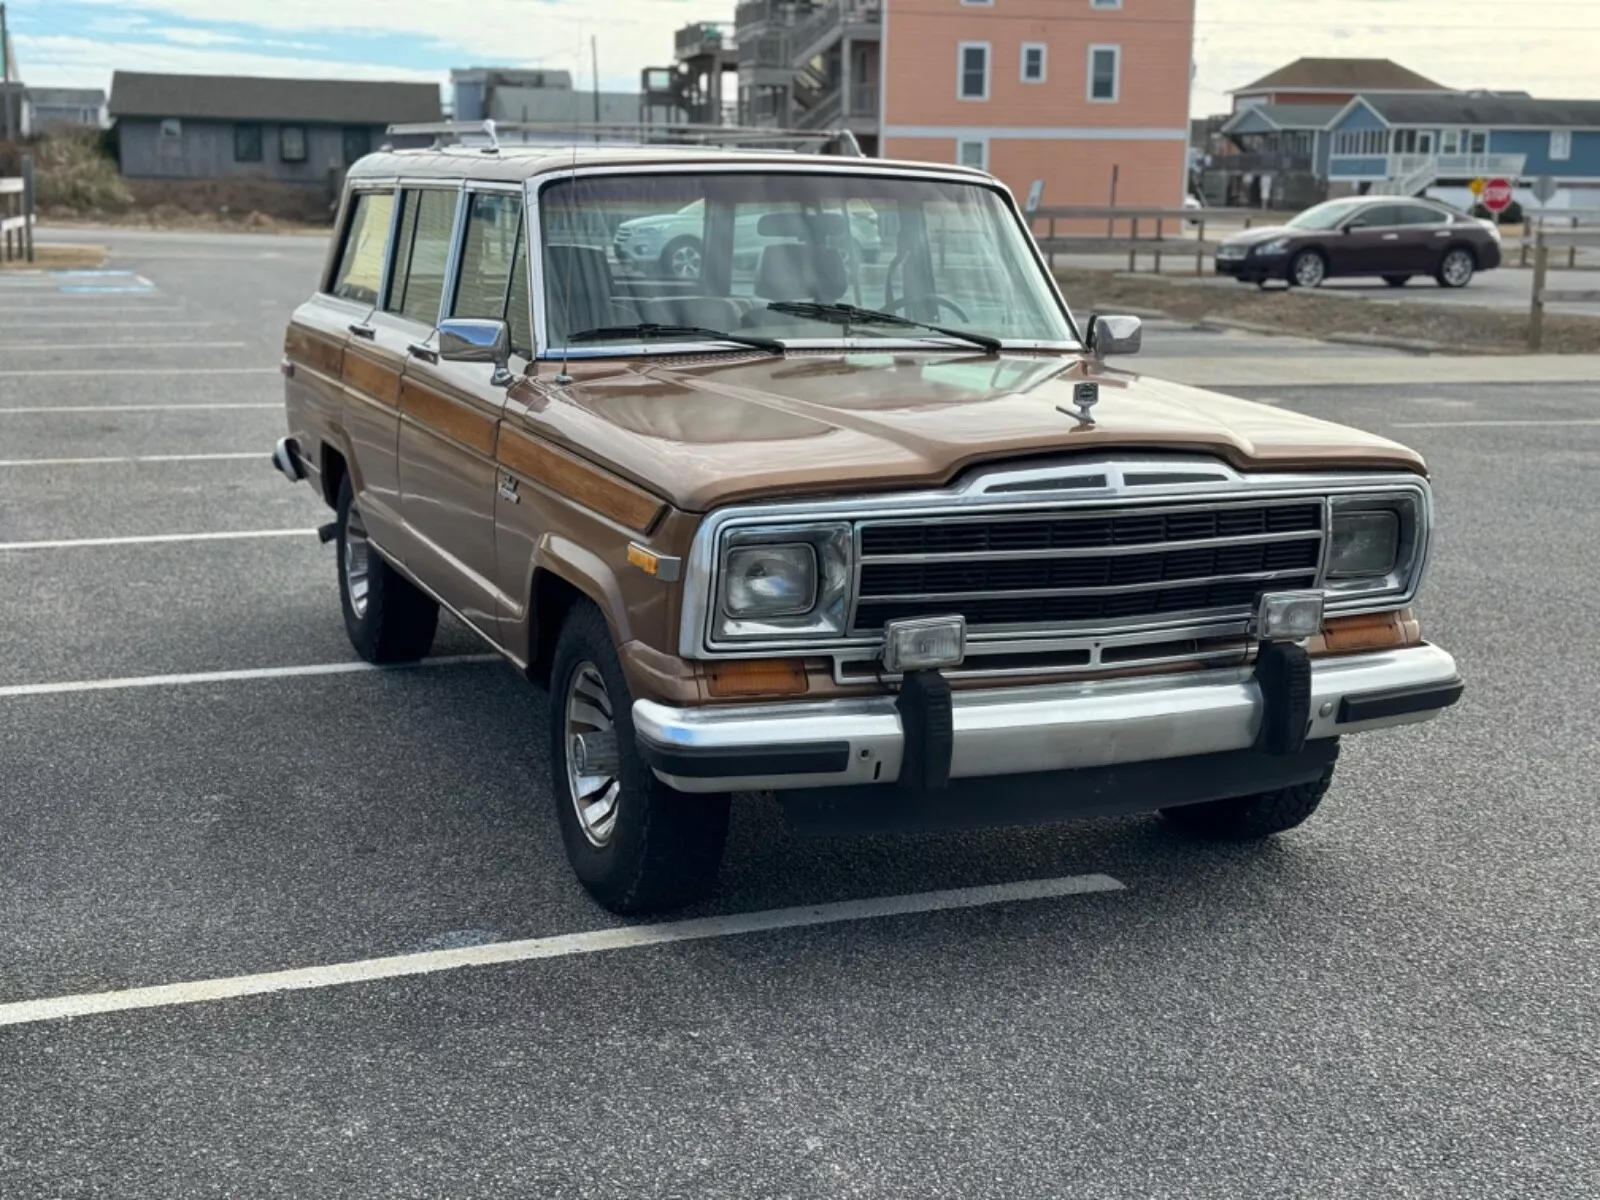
[275,135,1463,913]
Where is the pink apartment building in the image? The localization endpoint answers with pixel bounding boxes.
[880,0,1196,210]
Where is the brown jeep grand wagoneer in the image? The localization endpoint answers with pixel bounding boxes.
[274,134,1463,913]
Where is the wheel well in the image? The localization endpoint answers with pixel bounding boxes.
[528,569,587,687]
[319,444,347,510]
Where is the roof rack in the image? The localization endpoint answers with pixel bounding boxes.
[384,119,864,158]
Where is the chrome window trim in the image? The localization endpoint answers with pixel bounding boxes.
[675,457,1431,659]
[524,160,1084,360]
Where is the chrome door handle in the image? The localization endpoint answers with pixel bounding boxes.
[407,342,439,364]
[1382,233,1400,240]
[349,323,376,339]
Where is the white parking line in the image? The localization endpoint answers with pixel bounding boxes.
[0,321,215,330]
[0,529,316,552]
[1391,419,1600,429]
[0,341,247,352]
[0,654,500,699]
[0,452,264,468]
[0,403,280,414]
[0,874,1125,1026]
[0,367,276,378]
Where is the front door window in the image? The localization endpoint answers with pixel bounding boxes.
[1468,130,1489,155]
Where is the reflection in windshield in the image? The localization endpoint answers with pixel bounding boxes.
[1287,200,1367,230]
[539,171,1074,351]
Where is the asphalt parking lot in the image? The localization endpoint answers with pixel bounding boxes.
[3,228,1598,1198]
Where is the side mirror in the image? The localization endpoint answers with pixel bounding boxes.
[1344,221,1364,232]
[438,318,514,388]
[1088,314,1142,359]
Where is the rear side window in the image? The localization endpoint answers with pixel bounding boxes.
[386,189,458,326]
[329,190,395,306]
[1395,204,1447,226]
[451,192,531,354]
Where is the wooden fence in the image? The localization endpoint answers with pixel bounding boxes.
[1028,205,1264,276]
[1,158,36,264]
[1528,227,1600,350]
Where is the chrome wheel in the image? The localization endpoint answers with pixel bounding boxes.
[667,242,702,279]
[1441,249,1474,287]
[344,501,371,618]
[565,662,621,847]
[1293,252,1326,288]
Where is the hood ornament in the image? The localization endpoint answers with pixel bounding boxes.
[1059,382,1100,425]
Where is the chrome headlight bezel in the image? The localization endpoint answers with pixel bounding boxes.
[1323,492,1426,605]
[711,523,852,643]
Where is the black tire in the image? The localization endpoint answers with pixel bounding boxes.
[1288,249,1326,288]
[335,476,438,664]
[1382,274,1411,287]
[1160,759,1336,840]
[549,601,730,914]
[1435,246,1476,289]
[657,235,704,281]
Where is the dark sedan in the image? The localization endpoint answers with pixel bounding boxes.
[1214,197,1502,290]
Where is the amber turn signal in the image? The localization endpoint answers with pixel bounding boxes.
[1319,610,1418,654]
[706,659,809,698]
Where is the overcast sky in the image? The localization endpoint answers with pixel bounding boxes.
[8,0,1597,116]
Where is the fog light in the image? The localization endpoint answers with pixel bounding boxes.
[1257,591,1325,642]
[883,615,966,673]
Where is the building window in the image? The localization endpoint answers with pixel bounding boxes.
[158,118,183,158]
[1551,129,1572,161]
[959,0,994,5]
[1021,43,1047,84]
[343,126,372,167]
[280,125,308,163]
[957,139,988,171]
[1087,45,1120,103]
[1091,0,1123,7]
[234,123,263,163]
[1440,129,1461,155]
[958,43,990,101]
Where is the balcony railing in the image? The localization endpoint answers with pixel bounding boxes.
[1388,152,1527,180]
[675,22,734,57]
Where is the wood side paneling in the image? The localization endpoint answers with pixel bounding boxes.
[343,350,401,407]
[285,324,343,378]
[401,381,497,456]
[498,428,665,532]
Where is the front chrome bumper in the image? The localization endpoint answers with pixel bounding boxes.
[632,644,1462,794]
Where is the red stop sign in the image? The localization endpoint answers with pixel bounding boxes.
[1483,178,1515,213]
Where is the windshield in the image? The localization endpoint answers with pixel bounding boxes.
[539,171,1074,352]
[1287,199,1368,230]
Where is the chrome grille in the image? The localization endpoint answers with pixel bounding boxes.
[851,500,1324,634]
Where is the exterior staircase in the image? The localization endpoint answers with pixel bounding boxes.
[1373,153,1528,197]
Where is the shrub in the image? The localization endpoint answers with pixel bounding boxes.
[1469,199,1524,225]
[30,131,133,213]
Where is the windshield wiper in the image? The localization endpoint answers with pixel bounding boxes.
[567,323,785,355]
[761,301,1002,353]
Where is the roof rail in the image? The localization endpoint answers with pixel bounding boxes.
[384,119,864,158]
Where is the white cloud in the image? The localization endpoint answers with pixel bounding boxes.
[15,33,449,89]
[152,28,249,48]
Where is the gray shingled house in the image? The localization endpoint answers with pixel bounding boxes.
[108,71,441,183]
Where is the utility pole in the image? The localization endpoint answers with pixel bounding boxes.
[590,36,601,141]
[0,2,13,143]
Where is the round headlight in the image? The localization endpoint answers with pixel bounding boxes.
[724,544,817,617]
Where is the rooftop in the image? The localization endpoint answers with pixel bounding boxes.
[1352,91,1600,127]
[347,144,987,185]
[28,87,107,108]
[1234,58,1450,96]
[1225,103,1345,131]
[108,71,442,125]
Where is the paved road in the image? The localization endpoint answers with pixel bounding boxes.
[3,229,1598,1198]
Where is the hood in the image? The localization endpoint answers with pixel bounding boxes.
[512,351,1424,513]
[1222,224,1301,246]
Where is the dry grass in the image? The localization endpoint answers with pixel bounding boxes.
[0,243,108,270]
[1055,268,1600,356]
